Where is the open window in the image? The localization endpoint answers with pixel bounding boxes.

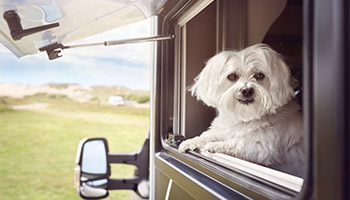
[164,0,304,197]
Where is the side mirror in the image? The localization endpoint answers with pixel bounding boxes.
[74,137,150,199]
[74,138,110,199]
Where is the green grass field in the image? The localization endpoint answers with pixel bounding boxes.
[0,95,149,200]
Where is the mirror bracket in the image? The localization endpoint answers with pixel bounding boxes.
[107,138,150,199]
[108,177,139,190]
[108,153,137,164]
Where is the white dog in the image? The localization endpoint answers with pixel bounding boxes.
[178,44,304,177]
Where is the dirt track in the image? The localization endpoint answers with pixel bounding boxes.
[12,103,49,110]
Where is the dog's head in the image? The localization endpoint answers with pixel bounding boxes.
[191,44,296,122]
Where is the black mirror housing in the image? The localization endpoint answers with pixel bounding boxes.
[75,137,110,199]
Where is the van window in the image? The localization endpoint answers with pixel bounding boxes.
[171,0,304,194]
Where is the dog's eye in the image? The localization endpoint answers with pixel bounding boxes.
[254,72,265,80]
[227,73,238,81]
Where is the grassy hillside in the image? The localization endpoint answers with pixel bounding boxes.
[90,85,149,104]
[0,83,150,105]
[0,95,149,200]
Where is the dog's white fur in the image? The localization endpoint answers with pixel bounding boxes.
[178,44,304,177]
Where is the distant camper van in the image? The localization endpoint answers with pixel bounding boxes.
[108,96,125,106]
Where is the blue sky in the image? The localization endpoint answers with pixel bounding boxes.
[0,19,152,90]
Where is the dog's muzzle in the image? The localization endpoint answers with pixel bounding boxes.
[238,87,255,105]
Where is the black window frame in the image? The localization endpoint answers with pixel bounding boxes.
[156,0,309,199]
[152,0,349,199]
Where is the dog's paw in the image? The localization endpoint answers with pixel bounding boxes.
[178,139,201,153]
[203,142,226,154]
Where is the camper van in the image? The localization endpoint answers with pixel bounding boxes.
[1,0,349,199]
[108,96,125,106]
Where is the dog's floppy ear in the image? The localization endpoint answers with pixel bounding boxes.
[190,51,232,108]
[257,44,295,107]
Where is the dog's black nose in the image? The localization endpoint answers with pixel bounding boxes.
[241,87,254,98]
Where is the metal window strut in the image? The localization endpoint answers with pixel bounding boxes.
[39,34,175,60]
